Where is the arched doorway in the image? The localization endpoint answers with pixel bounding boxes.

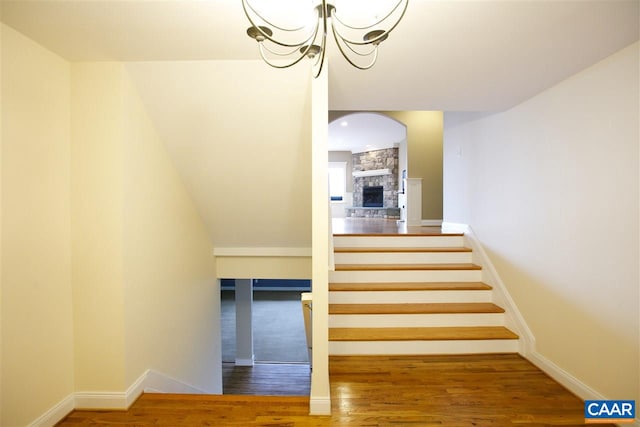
[328,112,408,221]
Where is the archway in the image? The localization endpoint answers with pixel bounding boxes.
[328,112,408,221]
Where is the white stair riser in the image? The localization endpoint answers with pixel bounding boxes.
[329,269,482,283]
[328,339,519,355]
[329,313,505,328]
[329,290,492,304]
[333,236,465,248]
[334,251,472,264]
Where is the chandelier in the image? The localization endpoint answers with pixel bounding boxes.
[242,0,409,78]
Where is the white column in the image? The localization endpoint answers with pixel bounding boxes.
[310,61,331,415]
[234,279,254,366]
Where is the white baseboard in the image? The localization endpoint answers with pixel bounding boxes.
[309,396,331,415]
[421,219,443,227]
[37,369,210,425]
[525,351,640,426]
[443,222,536,354]
[526,351,605,401]
[235,357,255,366]
[143,369,207,394]
[28,393,75,427]
[75,370,146,410]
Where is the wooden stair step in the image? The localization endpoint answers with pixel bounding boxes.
[335,263,482,271]
[334,247,472,253]
[329,326,519,341]
[329,302,505,315]
[329,282,492,291]
[334,232,464,237]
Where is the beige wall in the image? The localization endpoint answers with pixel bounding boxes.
[328,151,353,193]
[121,71,219,391]
[0,23,222,424]
[72,62,220,393]
[386,111,443,221]
[126,62,312,251]
[329,111,443,220]
[443,42,639,402]
[0,19,4,425]
[1,24,74,426]
[71,62,127,392]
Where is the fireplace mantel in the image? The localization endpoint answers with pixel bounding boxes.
[352,168,391,178]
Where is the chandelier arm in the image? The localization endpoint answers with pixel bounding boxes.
[259,21,323,66]
[242,0,320,48]
[331,23,377,70]
[260,42,307,57]
[334,33,377,57]
[332,0,405,31]
[313,0,329,78]
[258,44,309,69]
[331,0,409,46]
[243,0,307,32]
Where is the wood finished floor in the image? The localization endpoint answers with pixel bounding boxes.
[222,362,311,396]
[332,218,452,235]
[58,354,605,426]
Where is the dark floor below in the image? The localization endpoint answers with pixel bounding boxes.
[222,362,311,396]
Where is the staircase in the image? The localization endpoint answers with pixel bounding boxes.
[328,232,519,355]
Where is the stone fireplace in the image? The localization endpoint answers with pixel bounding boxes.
[346,147,401,219]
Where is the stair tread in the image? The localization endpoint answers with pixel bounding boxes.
[329,302,505,315]
[329,326,519,341]
[335,263,482,271]
[334,247,472,253]
[329,282,492,291]
[334,232,464,237]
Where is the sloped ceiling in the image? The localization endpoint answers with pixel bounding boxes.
[125,61,312,248]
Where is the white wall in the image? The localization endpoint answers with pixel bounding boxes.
[444,42,639,402]
[1,24,74,426]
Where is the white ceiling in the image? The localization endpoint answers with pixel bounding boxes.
[328,113,406,153]
[1,0,638,112]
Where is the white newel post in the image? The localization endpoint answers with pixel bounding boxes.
[405,178,423,226]
[234,279,254,366]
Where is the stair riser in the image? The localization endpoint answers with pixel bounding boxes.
[329,290,492,304]
[328,339,519,355]
[329,313,505,328]
[334,252,473,265]
[333,236,465,248]
[329,269,482,283]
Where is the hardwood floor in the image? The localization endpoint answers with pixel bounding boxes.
[223,362,311,396]
[58,354,604,426]
[332,218,451,235]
